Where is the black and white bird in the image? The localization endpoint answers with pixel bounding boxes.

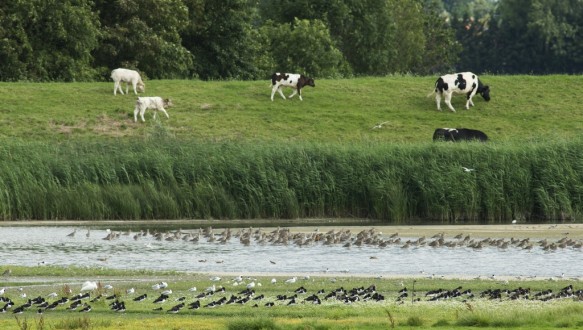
[133,294,147,302]
[167,303,184,313]
[153,294,169,304]
[79,304,92,312]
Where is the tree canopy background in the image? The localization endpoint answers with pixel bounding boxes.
[0,0,581,82]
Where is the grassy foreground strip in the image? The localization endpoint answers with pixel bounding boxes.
[1,266,583,329]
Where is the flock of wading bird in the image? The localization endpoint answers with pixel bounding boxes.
[0,225,581,315]
[68,225,583,253]
[2,271,583,315]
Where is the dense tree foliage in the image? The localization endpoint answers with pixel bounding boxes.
[261,18,348,77]
[182,0,270,80]
[0,0,100,81]
[0,0,582,81]
[454,0,583,73]
[92,0,193,79]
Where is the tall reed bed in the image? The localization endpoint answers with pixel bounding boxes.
[0,138,581,223]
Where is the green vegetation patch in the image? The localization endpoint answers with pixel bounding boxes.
[2,266,583,330]
[0,137,582,222]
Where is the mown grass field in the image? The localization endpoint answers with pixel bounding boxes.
[0,75,582,143]
[1,266,583,330]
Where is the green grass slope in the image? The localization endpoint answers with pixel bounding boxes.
[0,75,581,143]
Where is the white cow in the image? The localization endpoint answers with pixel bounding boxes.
[430,72,490,112]
[111,68,145,96]
[134,97,172,122]
[270,72,315,101]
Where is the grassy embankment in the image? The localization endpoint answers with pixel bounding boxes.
[1,75,583,223]
[0,266,583,330]
[0,75,582,142]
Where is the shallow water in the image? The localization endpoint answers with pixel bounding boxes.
[0,226,581,278]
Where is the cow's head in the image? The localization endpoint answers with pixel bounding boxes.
[477,80,490,101]
[164,99,173,107]
[137,82,145,93]
[480,85,490,101]
[304,77,315,88]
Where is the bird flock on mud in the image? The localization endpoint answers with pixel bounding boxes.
[67,226,583,254]
[1,225,581,315]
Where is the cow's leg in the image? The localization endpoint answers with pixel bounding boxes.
[134,105,140,122]
[125,82,130,95]
[466,97,474,109]
[466,92,477,109]
[435,93,442,111]
[158,107,169,119]
[288,89,298,99]
[132,81,138,95]
[444,92,456,112]
[270,85,277,101]
[114,82,123,95]
[139,106,147,122]
[298,88,303,101]
[277,87,286,100]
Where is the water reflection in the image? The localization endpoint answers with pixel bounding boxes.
[0,226,581,278]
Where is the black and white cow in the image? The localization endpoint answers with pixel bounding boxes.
[433,128,488,142]
[270,73,315,101]
[431,72,490,112]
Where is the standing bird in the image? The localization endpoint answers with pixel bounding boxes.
[81,281,98,292]
[67,229,77,237]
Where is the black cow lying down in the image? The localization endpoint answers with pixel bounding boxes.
[433,128,488,142]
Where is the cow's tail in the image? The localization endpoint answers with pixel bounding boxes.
[429,78,445,97]
[427,81,439,97]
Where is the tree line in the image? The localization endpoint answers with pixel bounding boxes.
[1,0,581,82]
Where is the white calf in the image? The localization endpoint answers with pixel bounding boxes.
[111,68,145,95]
[134,97,173,122]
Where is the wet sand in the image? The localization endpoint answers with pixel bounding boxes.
[296,223,583,240]
[1,220,581,240]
